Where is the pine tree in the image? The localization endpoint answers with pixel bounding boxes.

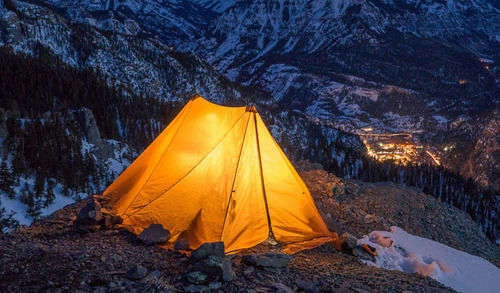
[45,179,56,208]
[0,201,19,234]
[0,160,15,197]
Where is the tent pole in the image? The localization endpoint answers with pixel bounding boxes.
[254,112,276,241]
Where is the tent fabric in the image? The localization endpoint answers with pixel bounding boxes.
[99,95,333,254]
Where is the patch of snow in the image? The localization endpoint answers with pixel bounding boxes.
[0,176,77,226]
[80,139,94,155]
[359,226,500,293]
[40,183,77,217]
[432,115,449,124]
[478,57,494,64]
[352,87,379,102]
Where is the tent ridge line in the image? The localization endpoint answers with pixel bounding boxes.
[121,99,194,217]
[254,112,275,240]
[219,113,252,241]
[122,111,248,220]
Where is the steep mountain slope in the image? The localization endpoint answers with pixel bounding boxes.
[35,0,500,190]
[183,0,500,189]
[29,0,215,44]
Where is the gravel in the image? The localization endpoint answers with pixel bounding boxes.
[301,169,500,267]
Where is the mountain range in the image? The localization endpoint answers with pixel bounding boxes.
[28,0,500,189]
[0,0,498,241]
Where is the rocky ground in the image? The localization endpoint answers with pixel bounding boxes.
[3,168,496,292]
[301,169,500,267]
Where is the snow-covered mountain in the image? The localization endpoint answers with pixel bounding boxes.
[31,0,216,44]
[185,0,499,123]
[184,0,500,185]
[33,0,500,189]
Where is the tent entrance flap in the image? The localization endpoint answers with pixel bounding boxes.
[219,113,252,241]
[100,96,333,254]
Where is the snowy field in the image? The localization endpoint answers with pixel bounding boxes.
[359,226,500,293]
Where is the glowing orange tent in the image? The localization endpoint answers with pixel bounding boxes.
[99,95,333,254]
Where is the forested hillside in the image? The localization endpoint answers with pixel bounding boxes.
[0,45,363,232]
[0,46,180,225]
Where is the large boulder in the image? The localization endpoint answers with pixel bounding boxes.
[243,253,293,268]
[191,242,225,260]
[76,199,102,225]
[138,224,171,246]
[193,255,235,282]
[73,199,102,232]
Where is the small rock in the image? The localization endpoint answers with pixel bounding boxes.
[101,214,123,229]
[353,288,370,293]
[208,282,222,290]
[93,287,107,293]
[126,265,147,280]
[243,253,293,268]
[192,255,235,282]
[272,283,294,293]
[222,257,236,282]
[296,279,319,293]
[352,246,376,262]
[145,270,161,280]
[174,238,190,251]
[187,271,209,284]
[183,284,210,292]
[341,233,358,252]
[75,224,101,233]
[138,224,171,246]
[243,266,255,276]
[191,242,225,260]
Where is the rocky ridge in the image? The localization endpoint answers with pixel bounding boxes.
[300,168,500,267]
[3,168,498,292]
[0,198,454,293]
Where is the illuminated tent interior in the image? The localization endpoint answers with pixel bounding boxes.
[99,95,333,254]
